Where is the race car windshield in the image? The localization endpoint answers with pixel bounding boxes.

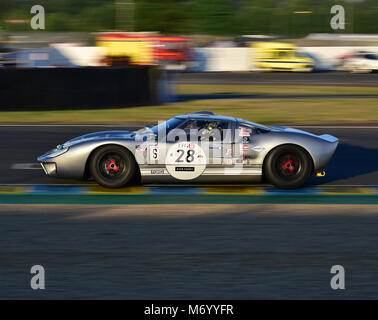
[149,117,185,135]
[241,120,274,131]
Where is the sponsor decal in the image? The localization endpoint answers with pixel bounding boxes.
[150,169,165,175]
[166,142,207,180]
[243,144,249,152]
[238,127,251,137]
[175,167,195,172]
[149,146,158,162]
[136,144,147,153]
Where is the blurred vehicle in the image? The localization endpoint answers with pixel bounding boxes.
[340,51,378,73]
[252,42,314,72]
[0,47,17,68]
[38,111,338,189]
[96,32,154,65]
[155,36,193,70]
[96,32,193,69]
[235,34,278,47]
[3,48,75,68]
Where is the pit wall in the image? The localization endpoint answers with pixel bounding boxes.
[0,66,163,109]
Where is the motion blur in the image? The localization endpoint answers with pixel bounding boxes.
[1,0,378,301]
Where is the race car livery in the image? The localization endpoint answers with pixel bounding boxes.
[38,111,338,189]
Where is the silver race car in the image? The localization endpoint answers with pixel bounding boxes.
[38,111,338,189]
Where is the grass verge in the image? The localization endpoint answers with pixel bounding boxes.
[0,98,377,124]
[178,84,378,95]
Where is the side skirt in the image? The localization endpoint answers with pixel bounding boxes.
[140,167,262,183]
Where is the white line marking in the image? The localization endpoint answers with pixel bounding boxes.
[0,183,377,187]
[11,163,43,170]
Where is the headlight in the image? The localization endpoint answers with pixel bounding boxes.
[38,146,69,161]
[50,147,69,157]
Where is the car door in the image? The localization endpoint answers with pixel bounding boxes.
[167,118,233,166]
[234,122,263,167]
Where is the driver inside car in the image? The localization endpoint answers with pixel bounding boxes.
[198,121,224,141]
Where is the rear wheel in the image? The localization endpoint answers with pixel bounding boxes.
[90,145,136,188]
[264,145,312,189]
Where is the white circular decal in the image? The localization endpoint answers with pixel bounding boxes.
[165,142,207,180]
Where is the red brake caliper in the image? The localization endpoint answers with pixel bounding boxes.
[282,159,295,173]
[106,159,119,173]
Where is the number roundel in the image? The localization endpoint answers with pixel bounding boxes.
[165,142,207,180]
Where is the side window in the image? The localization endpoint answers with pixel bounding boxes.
[178,120,229,141]
[178,120,205,132]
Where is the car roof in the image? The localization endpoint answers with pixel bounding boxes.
[175,112,273,131]
[176,111,237,122]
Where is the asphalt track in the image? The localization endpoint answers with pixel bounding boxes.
[1,204,378,299]
[179,71,378,86]
[0,125,377,299]
[2,72,378,299]
[1,125,377,187]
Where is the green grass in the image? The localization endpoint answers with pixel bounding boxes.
[1,98,377,125]
[178,84,378,95]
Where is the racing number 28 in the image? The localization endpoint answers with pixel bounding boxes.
[176,149,195,163]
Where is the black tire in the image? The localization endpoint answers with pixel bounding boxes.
[90,145,136,188]
[264,145,313,189]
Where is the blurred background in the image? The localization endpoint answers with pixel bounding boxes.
[1,1,378,300]
[0,0,378,122]
[2,0,378,70]
[2,0,378,34]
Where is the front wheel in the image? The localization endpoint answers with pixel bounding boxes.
[90,145,136,188]
[264,145,313,189]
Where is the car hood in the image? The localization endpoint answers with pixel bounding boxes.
[62,130,136,148]
[270,125,318,136]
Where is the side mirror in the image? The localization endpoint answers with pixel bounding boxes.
[143,132,157,141]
